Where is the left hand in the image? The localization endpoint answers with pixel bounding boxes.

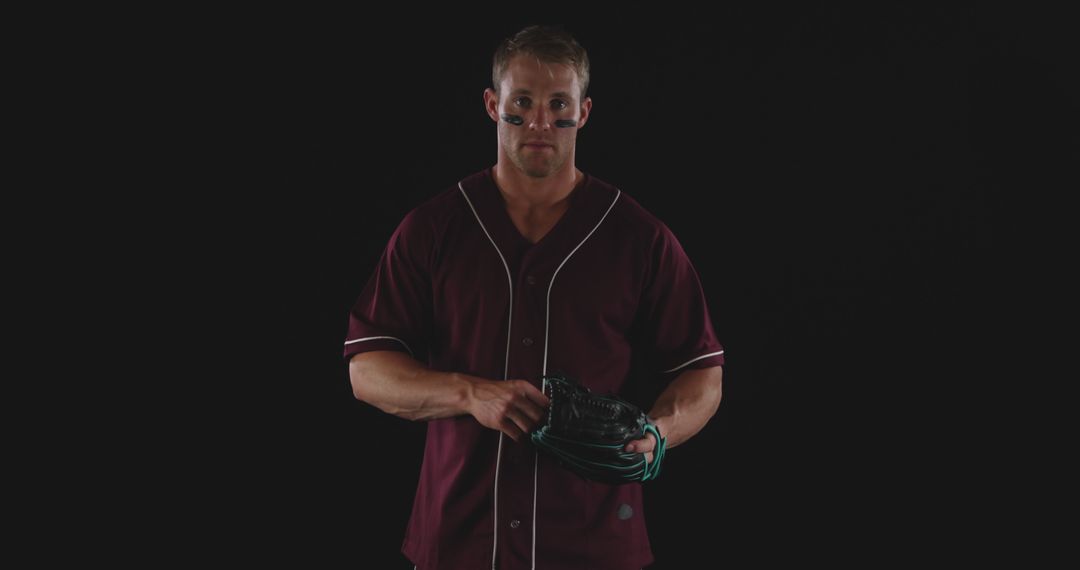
[624,432,657,464]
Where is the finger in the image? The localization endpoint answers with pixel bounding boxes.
[500,416,525,442]
[516,400,549,430]
[517,381,551,408]
[625,434,657,453]
[503,409,535,440]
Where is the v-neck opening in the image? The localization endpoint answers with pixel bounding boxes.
[486,168,590,250]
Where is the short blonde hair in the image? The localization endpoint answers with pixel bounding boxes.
[492,24,590,100]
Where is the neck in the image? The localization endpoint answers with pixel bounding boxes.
[492,161,582,210]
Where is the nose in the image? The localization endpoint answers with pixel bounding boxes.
[528,105,552,131]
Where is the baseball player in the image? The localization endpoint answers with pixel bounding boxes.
[344,24,725,570]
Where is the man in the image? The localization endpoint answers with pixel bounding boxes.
[344,24,724,570]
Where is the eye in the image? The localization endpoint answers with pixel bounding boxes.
[551,99,568,110]
[513,97,531,108]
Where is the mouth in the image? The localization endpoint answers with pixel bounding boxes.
[523,142,554,149]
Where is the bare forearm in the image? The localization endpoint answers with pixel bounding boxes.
[648,366,723,449]
[349,351,474,421]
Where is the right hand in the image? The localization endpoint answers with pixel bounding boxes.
[465,378,550,443]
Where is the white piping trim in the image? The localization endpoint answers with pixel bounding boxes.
[343,335,414,358]
[458,182,514,570]
[661,350,725,374]
[534,188,621,569]
[541,189,621,377]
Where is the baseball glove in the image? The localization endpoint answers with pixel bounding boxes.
[530,373,667,484]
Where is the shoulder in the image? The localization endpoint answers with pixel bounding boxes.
[396,170,484,235]
[589,174,674,245]
[588,176,698,286]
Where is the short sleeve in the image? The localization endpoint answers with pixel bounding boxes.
[343,209,433,364]
[634,223,725,375]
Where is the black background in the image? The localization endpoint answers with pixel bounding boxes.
[142,6,1074,568]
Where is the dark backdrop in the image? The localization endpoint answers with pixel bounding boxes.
[168,6,1073,568]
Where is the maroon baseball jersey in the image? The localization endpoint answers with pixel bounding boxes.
[344,166,725,570]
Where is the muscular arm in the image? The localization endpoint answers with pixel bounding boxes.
[349,351,472,421]
[625,365,724,458]
[349,351,549,441]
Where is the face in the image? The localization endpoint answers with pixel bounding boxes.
[485,55,592,179]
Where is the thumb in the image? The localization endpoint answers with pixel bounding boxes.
[624,436,653,453]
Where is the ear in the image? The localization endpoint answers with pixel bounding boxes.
[483,88,501,123]
[576,96,593,129]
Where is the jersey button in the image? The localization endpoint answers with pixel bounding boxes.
[522,337,533,346]
[526,275,537,285]
[510,519,521,529]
